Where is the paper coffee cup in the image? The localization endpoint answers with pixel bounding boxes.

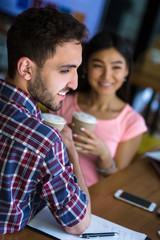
[42,113,66,131]
[72,112,97,137]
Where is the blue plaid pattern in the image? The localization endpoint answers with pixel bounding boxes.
[0,79,87,234]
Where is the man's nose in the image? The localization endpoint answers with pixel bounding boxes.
[67,71,78,90]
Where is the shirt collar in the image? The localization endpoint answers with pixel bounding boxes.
[0,79,43,120]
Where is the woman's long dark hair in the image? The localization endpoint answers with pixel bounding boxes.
[75,30,133,102]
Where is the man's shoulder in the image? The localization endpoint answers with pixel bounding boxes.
[1,108,62,157]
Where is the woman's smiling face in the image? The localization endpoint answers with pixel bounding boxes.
[87,47,129,96]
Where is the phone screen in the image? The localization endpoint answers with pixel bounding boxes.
[120,192,151,207]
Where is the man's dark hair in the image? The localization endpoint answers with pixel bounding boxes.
[7,7,88,79]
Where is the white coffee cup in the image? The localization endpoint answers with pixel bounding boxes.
[72,112,97,137]
[42,113,66,131]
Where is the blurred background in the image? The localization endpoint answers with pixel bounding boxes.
[0,0,160,151]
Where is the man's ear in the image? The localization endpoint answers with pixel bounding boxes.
[17,57,34,80]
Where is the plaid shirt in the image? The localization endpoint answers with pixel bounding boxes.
[0,79,88,235]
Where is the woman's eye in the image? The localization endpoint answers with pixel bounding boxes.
[92,64,103,68]
[113,66,121,70]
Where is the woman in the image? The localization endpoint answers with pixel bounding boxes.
[51,31,147,187]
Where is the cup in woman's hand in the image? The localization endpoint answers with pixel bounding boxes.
[72,112,97,149]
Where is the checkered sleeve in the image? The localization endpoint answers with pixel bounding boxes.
[38,140,88,227]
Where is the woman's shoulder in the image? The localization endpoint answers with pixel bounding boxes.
[120,104,144,119]
[118,104,148,140]
[118,103,147,129]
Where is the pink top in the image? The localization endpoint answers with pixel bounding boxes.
[52,93,147,187]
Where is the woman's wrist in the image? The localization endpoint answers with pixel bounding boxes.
[96,159,116,173]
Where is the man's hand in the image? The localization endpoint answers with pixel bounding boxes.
[60,124,91,234]
[60,124,74,148]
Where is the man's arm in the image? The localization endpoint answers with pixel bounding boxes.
[61,125,91,235]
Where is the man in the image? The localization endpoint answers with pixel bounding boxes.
[0,7,91,235]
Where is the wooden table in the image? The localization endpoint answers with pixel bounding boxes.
[0,156,160,240]
[89,156,160,240]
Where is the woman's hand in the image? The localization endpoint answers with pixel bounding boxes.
[73,128,118,176]
[73,128,110,158]
[72,127,143,177]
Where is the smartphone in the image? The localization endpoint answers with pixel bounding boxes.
[114,189,157,212]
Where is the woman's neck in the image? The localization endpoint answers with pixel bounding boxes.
[78,90,126,120]
[79,90,119,111]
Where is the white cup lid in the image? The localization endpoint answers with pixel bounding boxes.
[73,112,97,124]
[42,113,66,124]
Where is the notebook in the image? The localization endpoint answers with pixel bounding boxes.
[27,206,149,240]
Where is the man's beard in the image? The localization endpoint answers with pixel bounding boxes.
[28,71,62,112]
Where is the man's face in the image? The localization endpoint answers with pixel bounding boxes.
[28,40,82,111]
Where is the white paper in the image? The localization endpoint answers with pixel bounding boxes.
[145,151,160,161]
[27,206,147,240]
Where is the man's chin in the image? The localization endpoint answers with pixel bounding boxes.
[45,101,63,112]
